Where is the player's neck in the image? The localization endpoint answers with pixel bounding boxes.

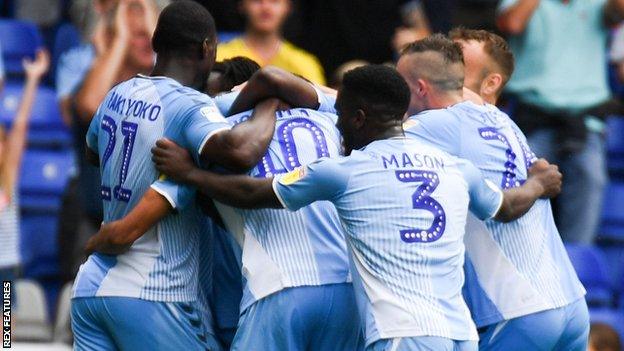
[429,91,464,110]
[367,125,405,146]
[151,57,203,90]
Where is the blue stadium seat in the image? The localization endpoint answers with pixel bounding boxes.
[599,182,624,242]
[20,214,60,278]
[0,19,42,76]
[19,149,73,279]
[0,83,72,147]
[607,117,624,154]
[590,308,624,340]
[19,149,74,212]
[565,244,614,307]
[51,23,81,87]
[607,117,624,177]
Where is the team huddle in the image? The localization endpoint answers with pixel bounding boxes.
[69,1,589,351]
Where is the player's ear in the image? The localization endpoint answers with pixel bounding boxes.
[353,109,366,129]
[482,73,502,98]
[416,78,427,97]
[201,38,217,63]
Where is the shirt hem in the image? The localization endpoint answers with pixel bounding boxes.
[240,273,351,313]
[72,288,197,302]
[473,291,586,327]
[366,328,479,347]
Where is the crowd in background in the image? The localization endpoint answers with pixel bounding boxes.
[0,0,623,348]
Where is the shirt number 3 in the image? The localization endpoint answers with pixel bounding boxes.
[396,170,446,243]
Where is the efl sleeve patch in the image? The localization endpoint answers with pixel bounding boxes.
[278,167,307,185]
[200,105,227,123]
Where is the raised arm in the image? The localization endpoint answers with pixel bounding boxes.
[496,0,540,35]
[153,138,281,209]
[2,50,49,189]
[227,66,323,116]
[85,188,172,255]
[495,159,561,222]
[200,98,279,172]
[73,1,130,123]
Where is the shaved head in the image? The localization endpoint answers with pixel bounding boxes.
[400,50,464,91]
[397,34,465,114]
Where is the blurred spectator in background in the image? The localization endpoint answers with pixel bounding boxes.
[609,23,624,85]
[453,0,499,31]
[496,0,624,244]
[329,59,369,90]
[217,0,325,84]
[421,0,456,33]
[55,0,166,282]
[15,0,62,28]
[391,1,431,58]
[0,50,50,289]
[589,322,622,351]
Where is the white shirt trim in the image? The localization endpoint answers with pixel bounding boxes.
[197,126,231,156]
[271,177,289,209]
[486,179,504,219]
[150,183,177,209]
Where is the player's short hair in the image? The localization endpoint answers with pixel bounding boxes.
[449,28,515,85]
[341,65,410,122]
[152,1,216,57]
[213,57,261,88]
[401,34,464,92]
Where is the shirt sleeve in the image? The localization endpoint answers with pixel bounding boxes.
[403,112,461,156]
[180,101,232,157]
[458,158,504,220]
[214,91,240,115]
[85,105,102,153]
[150,176,196,210]
[272,157,349,211]
[56,45,95,99]
[313,85,337,114]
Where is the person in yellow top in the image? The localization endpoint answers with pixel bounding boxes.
[217,0,326,85]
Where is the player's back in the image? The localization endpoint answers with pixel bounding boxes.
[74,76,218,302]
[404,101,585,327]
[218,108,350,311]
[333,137,483,344]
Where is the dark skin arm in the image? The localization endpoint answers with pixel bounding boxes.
[85,188,172,255]
[227,66,324,116]
[494,159,562,222]
[83,97,280,254]
[153,140,563,217]
[153,138,281,209]
[200,98,279,172]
